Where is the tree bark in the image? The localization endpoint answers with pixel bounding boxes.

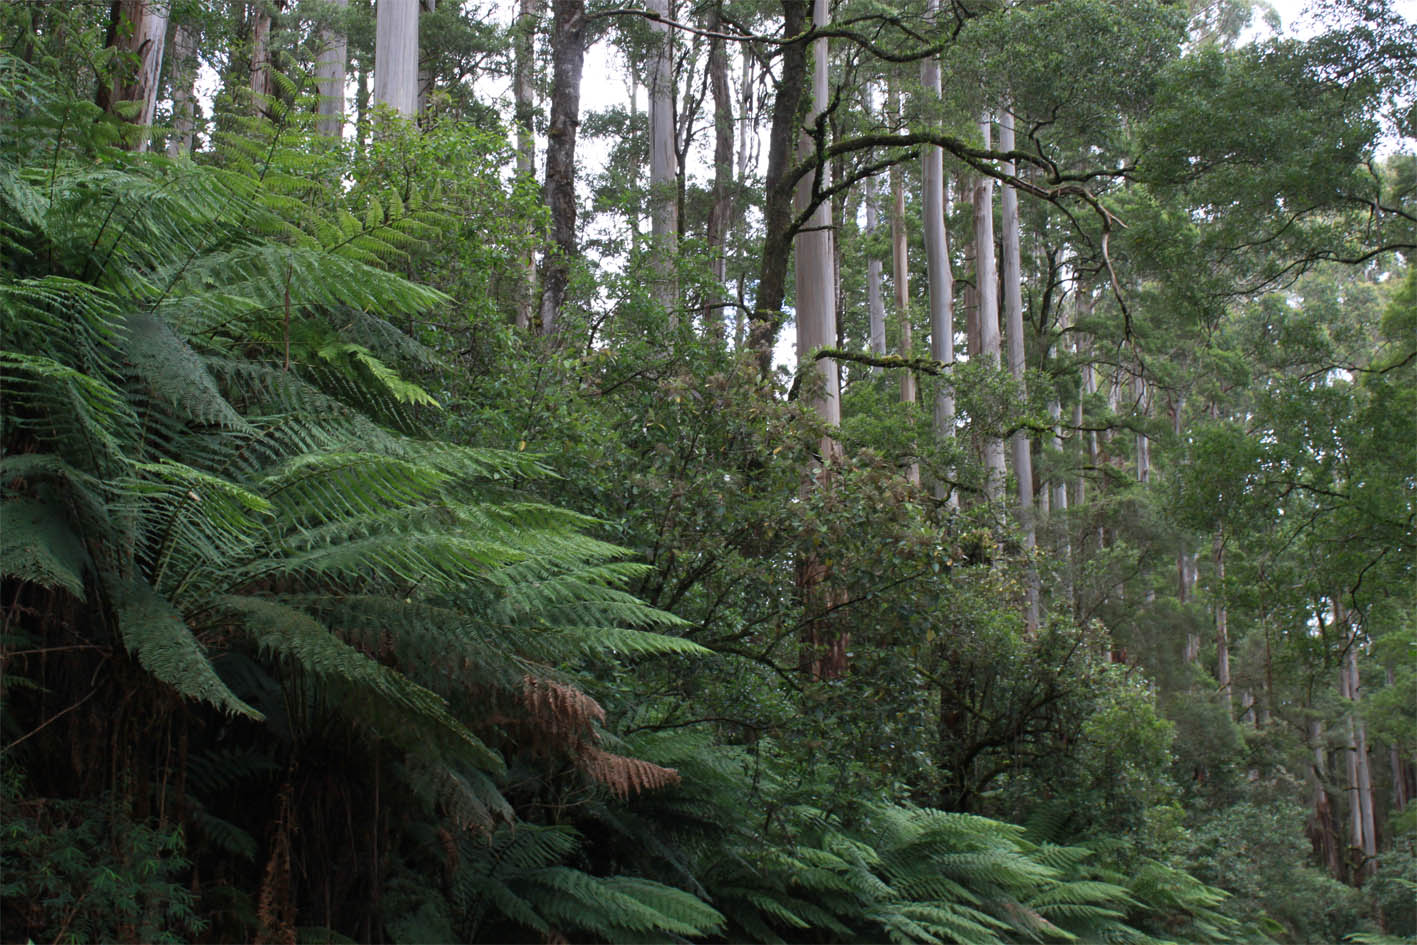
[1339,604,1378,880]
[704,1,734,337]
[746,0,809,376]
[795,0,844,680]
[98,0,169,151]
[316,0,349,137]
[250,2,272,102]
[513,0,538,330]
[374,0,419,115]
[920,33,955,507]
[1215,531,1232,715]
[167,23,198,157]
[998,109,1037,630]
[863,88,888,367]
[647,0,679,318]
[538,0,586,333]
[974,114,1005,505]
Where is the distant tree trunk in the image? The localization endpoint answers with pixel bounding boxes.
[416,0,435,115]
[356,55,371,150]
[513,0,538,330]
[703,2,733,337]
[98,0,169,151]
[374,0,419,115]
[1135,375,1151,482]
[538,0,586,333]
[1215,531,1232,715]
[887,84,918,484]
[863,89,888,367]
[167,23,198,157]
[974,114,1005,505]
[999,110,1037,631]
[795,0,844,680]
[1308,720,1346,880]
[316,0,348,137]
[1338,604,1378,880]
[920,31,955,507]
[746,0,809,375]
[646,0,678,319]
[1390,667,1412,813]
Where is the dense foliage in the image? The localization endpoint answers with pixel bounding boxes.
[2,1,1413,943]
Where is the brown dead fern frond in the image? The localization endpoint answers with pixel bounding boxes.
[577,745,680,799]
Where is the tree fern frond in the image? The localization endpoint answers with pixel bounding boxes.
[0,497,90,598]
[123,312,250,430]
[111,577,262,719]
[218,595,504,774]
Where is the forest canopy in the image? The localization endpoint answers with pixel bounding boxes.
[1,0,1414,942]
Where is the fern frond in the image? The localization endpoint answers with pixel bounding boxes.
[111,577,262,719]
[0,497,89,598]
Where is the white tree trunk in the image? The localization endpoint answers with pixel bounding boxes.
[866,186,888,365]
[513,0,538,330]
[101,0,168,151]
[974,114,1005,505]
[316,0,349,137]
[1340,610,1378,879]
[374,0,419,116]
[1135,375,1151,482]
[998,110,1037,630]
[647,0,678,314]
[888,85,919,485]
[795,0,839,437]
[920,33,955,508]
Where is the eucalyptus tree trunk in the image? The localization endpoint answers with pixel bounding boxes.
[1391,667,1412,813]
[250,1,273,103]
[998,110,1037,629]
[97,0,168,150]
[167,23,198,157]
[1215,531,1232,715]
[1309,720,1346,880]
[920,33,955,507]
[1339,605,1378,880]
[1135,375,1151,482]
[647,0,679,317]
[538,0,586,333]
[704,1,733,337]
[374,0,419,115]
[887,84,919,484]
[863,89,888,366]
[795,0,844,679]
[746,0,808,375]
[513,0,538,330]
[315,0,348,137]
[973,115,1005,505]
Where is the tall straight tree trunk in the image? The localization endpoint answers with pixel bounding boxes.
[1215,531,1232,715]
[1339,604,1378,880]
[1309,720,1346,879]
[973,114,1005,505]
[795,0,843,679]
[538,0,586,332]
[863,89,888,366]
[1390,667,1412,813]
[998,110,1037,630]
[250,1,273,103]
[374,0,419,115]
[920,25,955,507]
[647,0,678,317]
[316,0,348,137]
[746,0,808,375]
[98,0,168,151]
[703,1,733,337]
[356,55,371,151]
[1135,375,1151,482]
[888,84,919,485]
[167,23,198,157]
[513,0,538,330]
